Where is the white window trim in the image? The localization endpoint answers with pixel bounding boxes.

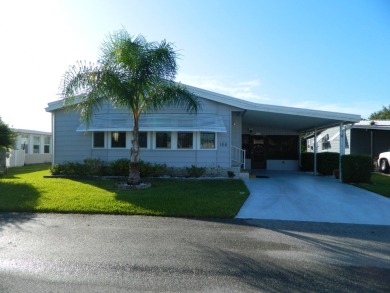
[44,136,51,154]
[198,132,217,150]
[109,131,129,149]
[90,131,218,151]
[92,132,107,149]
[154,131,172,150]
[177,131,194,150]
[33,136,41,154]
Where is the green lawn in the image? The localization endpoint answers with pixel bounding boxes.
[0,164,249,218]
[356,173,390,199]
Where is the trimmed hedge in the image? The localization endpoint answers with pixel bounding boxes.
[51,158,167,178]
[301,152,339,175]
[301,153,314,172]
[341,154,371,183]
[317,152,339,176]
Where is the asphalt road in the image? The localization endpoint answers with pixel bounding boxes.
[0,213,389,292]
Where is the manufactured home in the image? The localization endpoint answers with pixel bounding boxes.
[46,84,360,173]
[306,120,390,159]
[5,129,52,167]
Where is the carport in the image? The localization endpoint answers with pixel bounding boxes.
[186,85,361,174]
[239,105,361,177]
[187,84,361,176]
[236,105,361,177]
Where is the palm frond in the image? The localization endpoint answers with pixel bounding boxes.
[145,80,201,113]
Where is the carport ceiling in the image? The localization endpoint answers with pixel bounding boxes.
[242,110,358,133]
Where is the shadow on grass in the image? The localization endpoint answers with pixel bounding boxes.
[113,179,249,218]
[0,181,41,213]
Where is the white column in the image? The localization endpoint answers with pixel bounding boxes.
[339,123,345,182]
[314,129,317,175]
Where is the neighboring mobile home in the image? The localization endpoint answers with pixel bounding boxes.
[45,84,360,173]
[7,129,52,167]
[306,120,390,159]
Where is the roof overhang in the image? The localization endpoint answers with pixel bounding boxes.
[46,83,361,133]
[184,84,361,133]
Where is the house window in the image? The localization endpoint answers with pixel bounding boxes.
[200,132,215,149]
[156,132,171,148]
[139,132,147,148]
[111,132,126,148]
[93,132,105,148]
[44,136,51,153]
[33,136,40,154]
[177,132,193,149]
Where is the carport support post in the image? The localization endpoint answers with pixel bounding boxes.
[314,129,317,175]
[339,123,345,182]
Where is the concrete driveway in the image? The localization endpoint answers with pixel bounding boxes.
[236,171,390,225]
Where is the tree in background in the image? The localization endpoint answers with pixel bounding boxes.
[0,117,15,171]
[0,117,15,150]
[61,29,200,185]
[369,105,390,120]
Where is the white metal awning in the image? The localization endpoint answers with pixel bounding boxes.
[76,113,227,133]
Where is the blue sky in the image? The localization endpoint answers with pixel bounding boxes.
[1,0,389,131]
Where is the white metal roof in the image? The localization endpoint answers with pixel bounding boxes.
[13,128,51,136]
[183,84,361,132]
[76,113,227,133]
[46,83,361,133]
[352,120,390,130]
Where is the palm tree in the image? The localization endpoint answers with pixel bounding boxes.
[61,29,200,185]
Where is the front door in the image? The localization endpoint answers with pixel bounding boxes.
[251,135,266,169]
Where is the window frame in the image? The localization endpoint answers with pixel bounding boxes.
[177,132,194,149]
[199,132,217,150]
[110,131,127,149]
[138,131,148,149]
[155,132,172,149]
[93,132,106,149]
[33,136,41,154]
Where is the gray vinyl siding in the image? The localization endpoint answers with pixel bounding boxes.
[231,111,242,148]
[53,110,92,164]
[52,98,234,168]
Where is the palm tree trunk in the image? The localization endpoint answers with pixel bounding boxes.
[128,112,141,185]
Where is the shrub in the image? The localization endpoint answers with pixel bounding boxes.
[186,165,206,178]
[139,160,167,177]
[107,158,130,176]
[83,158,104,176]
[227,171,235,178]
[317,152,339,175]
[301,153,314,171]
[50,161,87,176]
[341,154,371,183]
[51,158,169,178]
